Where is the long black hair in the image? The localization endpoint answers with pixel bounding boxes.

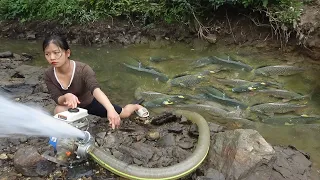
[42,35,70,52]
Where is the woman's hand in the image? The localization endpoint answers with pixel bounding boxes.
[107,109,121,129]
[63,93,80,108]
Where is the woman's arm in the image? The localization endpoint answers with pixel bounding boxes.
[93,88,121,129]
[44,71,79,108]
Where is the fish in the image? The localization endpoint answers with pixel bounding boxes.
[197,86,228,98]
[123,63,169,82]
[192,57,214,68]
[249,103,306,115]
[169,74,205,88]
[204,93,248,109]
[173,104,231,117]
[142,95,187,108]
[231,82,280,93]
[254,65,304,76]
[261,115,320,125]
[210,56,253,72]
[149,56,170,63]
[256,89,307,100]
[134,87,170,101]
[216,78,252,87]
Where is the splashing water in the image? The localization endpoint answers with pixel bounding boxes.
[0,95,85,139]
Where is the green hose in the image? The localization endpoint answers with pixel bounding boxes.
[87,110,210,180]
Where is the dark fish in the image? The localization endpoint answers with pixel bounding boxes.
[232,82,279,93]
[216,78,252,87]
[204,93,248,109]
[256,89,307,100]
[249,103,306,114]
[197,86,228,98]
[169,74,205,88]
[174,104,231,117]
[210,56,253,72]
[123,63,169,82]
[142,95,187,108]
[254,65,304,76]
[149,56,170,63]
[134,87,170,101]
[192,57,214,68]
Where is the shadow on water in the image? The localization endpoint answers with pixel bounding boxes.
[1,38,320,170]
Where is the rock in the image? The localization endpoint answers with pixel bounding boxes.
[0,153,8,160]
[151,112,178,125]
[178,141,194,149]
[96,132,107,139]
[13,146,55,177]
[146,130,160,141]
[205,168,225,180]
[192,38,209,51]
[209,129,275,180]
[189,124,199,137]
[272,146,312,179]
[168,124,183,133]
[205,33,217,44]
[208,122,225,133]
[103,134,118,148]
[157,133,176,147]
[26,32,36,40]
[0,51,13,58]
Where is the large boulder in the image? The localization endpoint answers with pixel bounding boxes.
[208,129,275,180]
[13,146,55,177]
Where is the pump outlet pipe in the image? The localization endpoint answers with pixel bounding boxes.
[86,110,210,180]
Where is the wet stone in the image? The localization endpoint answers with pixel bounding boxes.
[205,168,225,180]
[178,141,194,149]
[168,124,183,133]
[151,112,178,125]
[208,122,225,133]
[146,130,160,141]
[96,132,107,139]
[179,115,190,124]
[157,134,176,147]
[133,158,143,165]
[189,124,199,137]
[0,153,8,160]
[103,134,118,148]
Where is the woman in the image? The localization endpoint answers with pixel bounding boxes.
[43,35,149,129]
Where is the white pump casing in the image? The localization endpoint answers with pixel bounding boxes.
[54,108,88,123]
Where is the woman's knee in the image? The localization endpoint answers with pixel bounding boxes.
[54,105,69,115]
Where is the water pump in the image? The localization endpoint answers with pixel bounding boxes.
[43,108,93,165]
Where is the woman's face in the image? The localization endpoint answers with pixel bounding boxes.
[44,42,70,67]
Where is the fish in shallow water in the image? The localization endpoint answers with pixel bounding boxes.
[261,115,320,125]
[210,56,253,72]
[216,78,252,87]
[123,63,169,82]
[256,89,308,100]
[142,95,187,108]
[204,93,248,109]
[169,74,205,88]
[232,82,281,93]
[197,86,229,98]
[173,104,232,117]
[254,65,304,76]
[134,87,170,101]
[149,56,171,63]
[192,57,214,68]
[249,103,306,115]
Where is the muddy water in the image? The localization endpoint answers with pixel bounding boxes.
[1,39,320,169]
